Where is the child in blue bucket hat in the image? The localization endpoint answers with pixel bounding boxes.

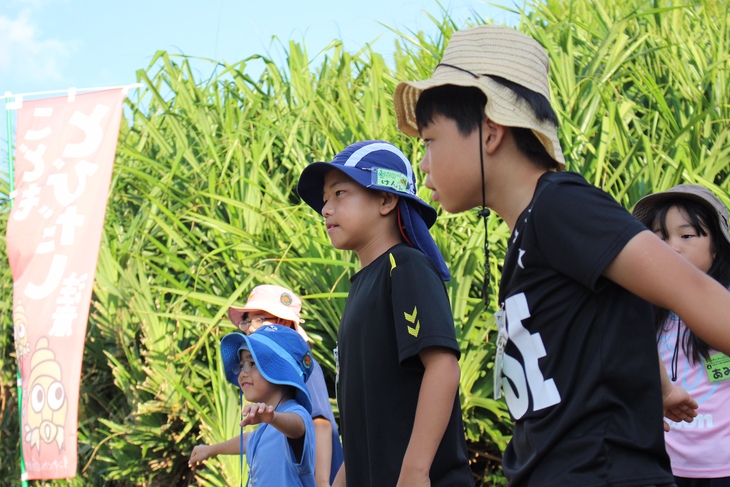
[296,140,473,486]
[190,324,316,486]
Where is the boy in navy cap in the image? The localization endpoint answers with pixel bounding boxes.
[189,324,316,487]
[297,140,473,486]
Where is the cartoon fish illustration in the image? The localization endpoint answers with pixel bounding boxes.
[24,337,67,452]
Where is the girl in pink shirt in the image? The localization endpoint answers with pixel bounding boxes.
[634,184,730,487]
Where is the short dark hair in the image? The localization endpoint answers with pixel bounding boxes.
[644,198,730,363]
[415,81,561,170]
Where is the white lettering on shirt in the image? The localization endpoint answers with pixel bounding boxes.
[502,293,561,419]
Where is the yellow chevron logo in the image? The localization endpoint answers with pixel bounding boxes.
[404,306,420,337]
[389,252,397,275]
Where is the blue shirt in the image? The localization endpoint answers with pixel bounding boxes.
[246,399,315,486]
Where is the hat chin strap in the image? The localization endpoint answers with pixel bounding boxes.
[477,123,492,304]
[397,210,414,247]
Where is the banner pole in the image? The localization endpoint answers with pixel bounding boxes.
[5,100,29,487]
[5,100,13,191]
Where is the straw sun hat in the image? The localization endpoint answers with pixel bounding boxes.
[394,25,565,167]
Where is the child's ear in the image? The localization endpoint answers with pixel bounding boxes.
[483,118,506,155]
[380,192,399,216]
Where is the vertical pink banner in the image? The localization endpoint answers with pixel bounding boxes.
[6,89,125,479]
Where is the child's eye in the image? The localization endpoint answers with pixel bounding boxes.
[236,360,256,374]
[335,190,345,197]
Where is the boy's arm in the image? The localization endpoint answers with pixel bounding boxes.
[242,402,306,439]
[189,433,248,467]
[397,346,461,487]
[604,230,730,355]
[313,417,333,487]
[658,351,698,431]
[332,462,346,487]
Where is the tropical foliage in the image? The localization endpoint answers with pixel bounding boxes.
[1,0,729,485]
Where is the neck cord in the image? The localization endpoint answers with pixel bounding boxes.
[239,390,244,487]
[477,123,491,304]
[670,314,681,382]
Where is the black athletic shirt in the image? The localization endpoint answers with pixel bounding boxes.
[498,171,674,486]
[337,244,474,486]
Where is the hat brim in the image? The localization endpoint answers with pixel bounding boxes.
[227,301,303,326]
[632,187,730,246]
[227,306,311,343]
[297,163,437,228]
[394,71,565,167]
[220,331,312,413]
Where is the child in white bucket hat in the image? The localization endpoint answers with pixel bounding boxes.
[394,24,730,486]
[227,284,310,341]
[190,324,315,486]
[191,285,343,486]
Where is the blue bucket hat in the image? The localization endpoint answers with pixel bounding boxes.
[220,325,313,413]
[297,140,450,281]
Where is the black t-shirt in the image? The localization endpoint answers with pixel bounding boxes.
[337,244,474,486]
[498,171,674,486]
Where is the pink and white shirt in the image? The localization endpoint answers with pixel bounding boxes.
[659,314,730,478]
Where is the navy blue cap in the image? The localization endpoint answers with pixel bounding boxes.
[297,140,450,281]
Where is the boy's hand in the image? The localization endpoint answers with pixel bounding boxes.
[662,384,698,432]
[241,402,276,426]
[189,444,215,468]
[396,469,430,487]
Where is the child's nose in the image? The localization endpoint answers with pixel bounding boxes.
[668,237,682,253]
[419,153,430,173]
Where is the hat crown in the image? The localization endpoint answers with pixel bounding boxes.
[247,284,302,321]
[330,140,417,196]
[393,25,566,166]
[253,324,312,380]
[439,25,551,101]
[668,184,730,223]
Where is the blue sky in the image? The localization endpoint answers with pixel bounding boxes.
[1,0,519,165]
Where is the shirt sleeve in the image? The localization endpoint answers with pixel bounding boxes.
[532,174,647,290]
[389,248,460,365]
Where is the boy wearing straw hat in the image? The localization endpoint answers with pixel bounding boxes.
[297,140,473,486]
[189,324,316,486]
[394,24,730,486]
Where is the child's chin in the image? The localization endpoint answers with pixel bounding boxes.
[241,386,254,399]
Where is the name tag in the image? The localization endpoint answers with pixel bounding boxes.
[705,353,730,383]
[493,307,507,400]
